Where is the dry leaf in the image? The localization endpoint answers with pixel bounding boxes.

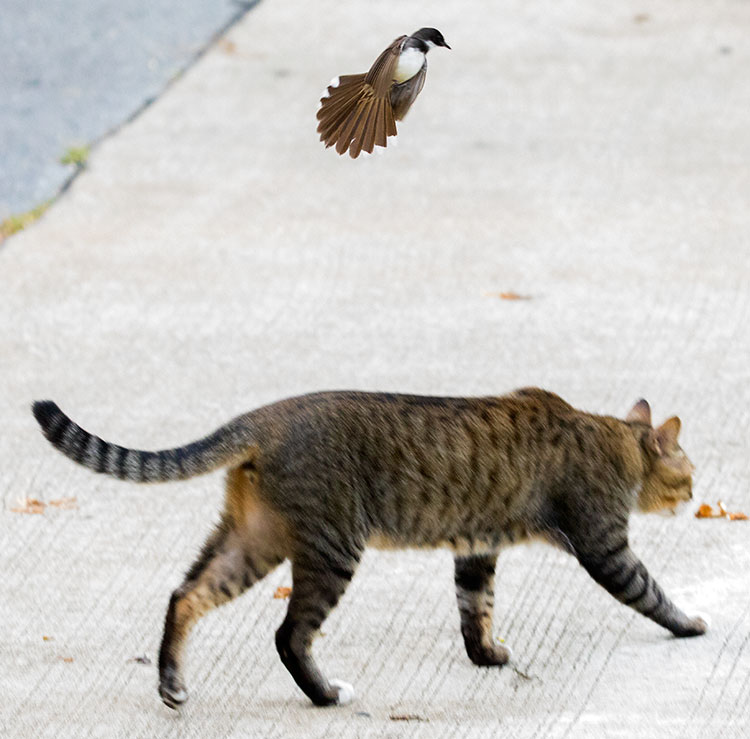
[482,291,532,301]
[42,635,53,642]
[499,291,531,300]
[219,39,237,55]
[695,504,715,518]
[11,498,46,514]
[49,497,78,510]
[59,656,74,663]
[695,501,747,520]
[273,586,292,599]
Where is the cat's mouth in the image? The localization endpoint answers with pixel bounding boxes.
[656,498,690,517]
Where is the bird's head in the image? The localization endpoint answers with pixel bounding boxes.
[411,28,451,51]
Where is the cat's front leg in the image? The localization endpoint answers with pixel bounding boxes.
[574,532,707,637]
[454,552,510,666]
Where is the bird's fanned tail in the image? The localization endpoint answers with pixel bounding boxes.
[317,76,397,158]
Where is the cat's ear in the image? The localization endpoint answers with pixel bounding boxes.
[656,416,681,452]
[626,398,652,426]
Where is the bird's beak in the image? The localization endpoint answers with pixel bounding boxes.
[443,42,452,50]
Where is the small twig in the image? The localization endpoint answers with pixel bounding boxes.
[510,664,535,681]
[389,713,429,722]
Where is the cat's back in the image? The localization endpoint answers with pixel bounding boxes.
[250,387,587,474]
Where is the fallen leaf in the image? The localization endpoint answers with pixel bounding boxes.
[49,497,78,510]
[42,635,53,642]
[696,501,747,520]
[59,656,74,663]
[273,586,292,599]
[11,498,46,514]
[219,39,237,55]
[484,291,533,301]
[500,291,531,300]
[695,504,715,518]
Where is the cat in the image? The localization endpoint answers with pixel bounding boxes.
[31,388,706,708]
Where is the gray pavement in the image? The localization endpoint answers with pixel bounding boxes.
[0,0,258,219]
[2,1,750,737]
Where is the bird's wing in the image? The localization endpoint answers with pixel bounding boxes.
[365,36,407,95]
[389,61,427,121]
[316,36,405,158]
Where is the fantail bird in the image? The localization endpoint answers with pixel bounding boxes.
[317,28,450,159]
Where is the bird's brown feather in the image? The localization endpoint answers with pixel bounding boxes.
[335,94,373,156]
[317,75,367,144]
[358,99,380,156]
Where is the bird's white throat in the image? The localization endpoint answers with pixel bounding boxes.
[394,47,425,83]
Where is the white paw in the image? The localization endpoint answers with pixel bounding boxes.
[159,682,188,710]
[330,678,355,705]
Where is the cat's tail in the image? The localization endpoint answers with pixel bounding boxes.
[32,400,256,483]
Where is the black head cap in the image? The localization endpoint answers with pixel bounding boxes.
[411,28,451,50]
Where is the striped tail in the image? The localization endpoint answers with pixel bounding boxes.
[32,400,256,483]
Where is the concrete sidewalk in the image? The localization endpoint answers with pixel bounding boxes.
[2,1,749,736]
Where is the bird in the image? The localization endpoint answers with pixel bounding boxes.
[316,28,450,159]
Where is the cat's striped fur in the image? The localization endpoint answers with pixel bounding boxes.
[32,388,706,708]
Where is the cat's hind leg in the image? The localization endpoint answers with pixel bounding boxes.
[454,552,510,666]
[158,469,288,709]
[276,544,362,706]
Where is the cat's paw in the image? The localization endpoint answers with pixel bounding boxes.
[693,612,711,630]
[675,614,709,638]
[687,614,709,636]
[329,678,355,705]
[468,642,511,667]
[159,673,189,710]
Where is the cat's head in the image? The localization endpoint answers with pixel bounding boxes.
[626,399,695,514]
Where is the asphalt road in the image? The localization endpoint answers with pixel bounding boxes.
[0,0,257,219]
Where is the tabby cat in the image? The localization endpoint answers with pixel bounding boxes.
[32,388,706,708]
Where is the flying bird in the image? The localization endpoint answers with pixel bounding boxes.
[317,28,450,159]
